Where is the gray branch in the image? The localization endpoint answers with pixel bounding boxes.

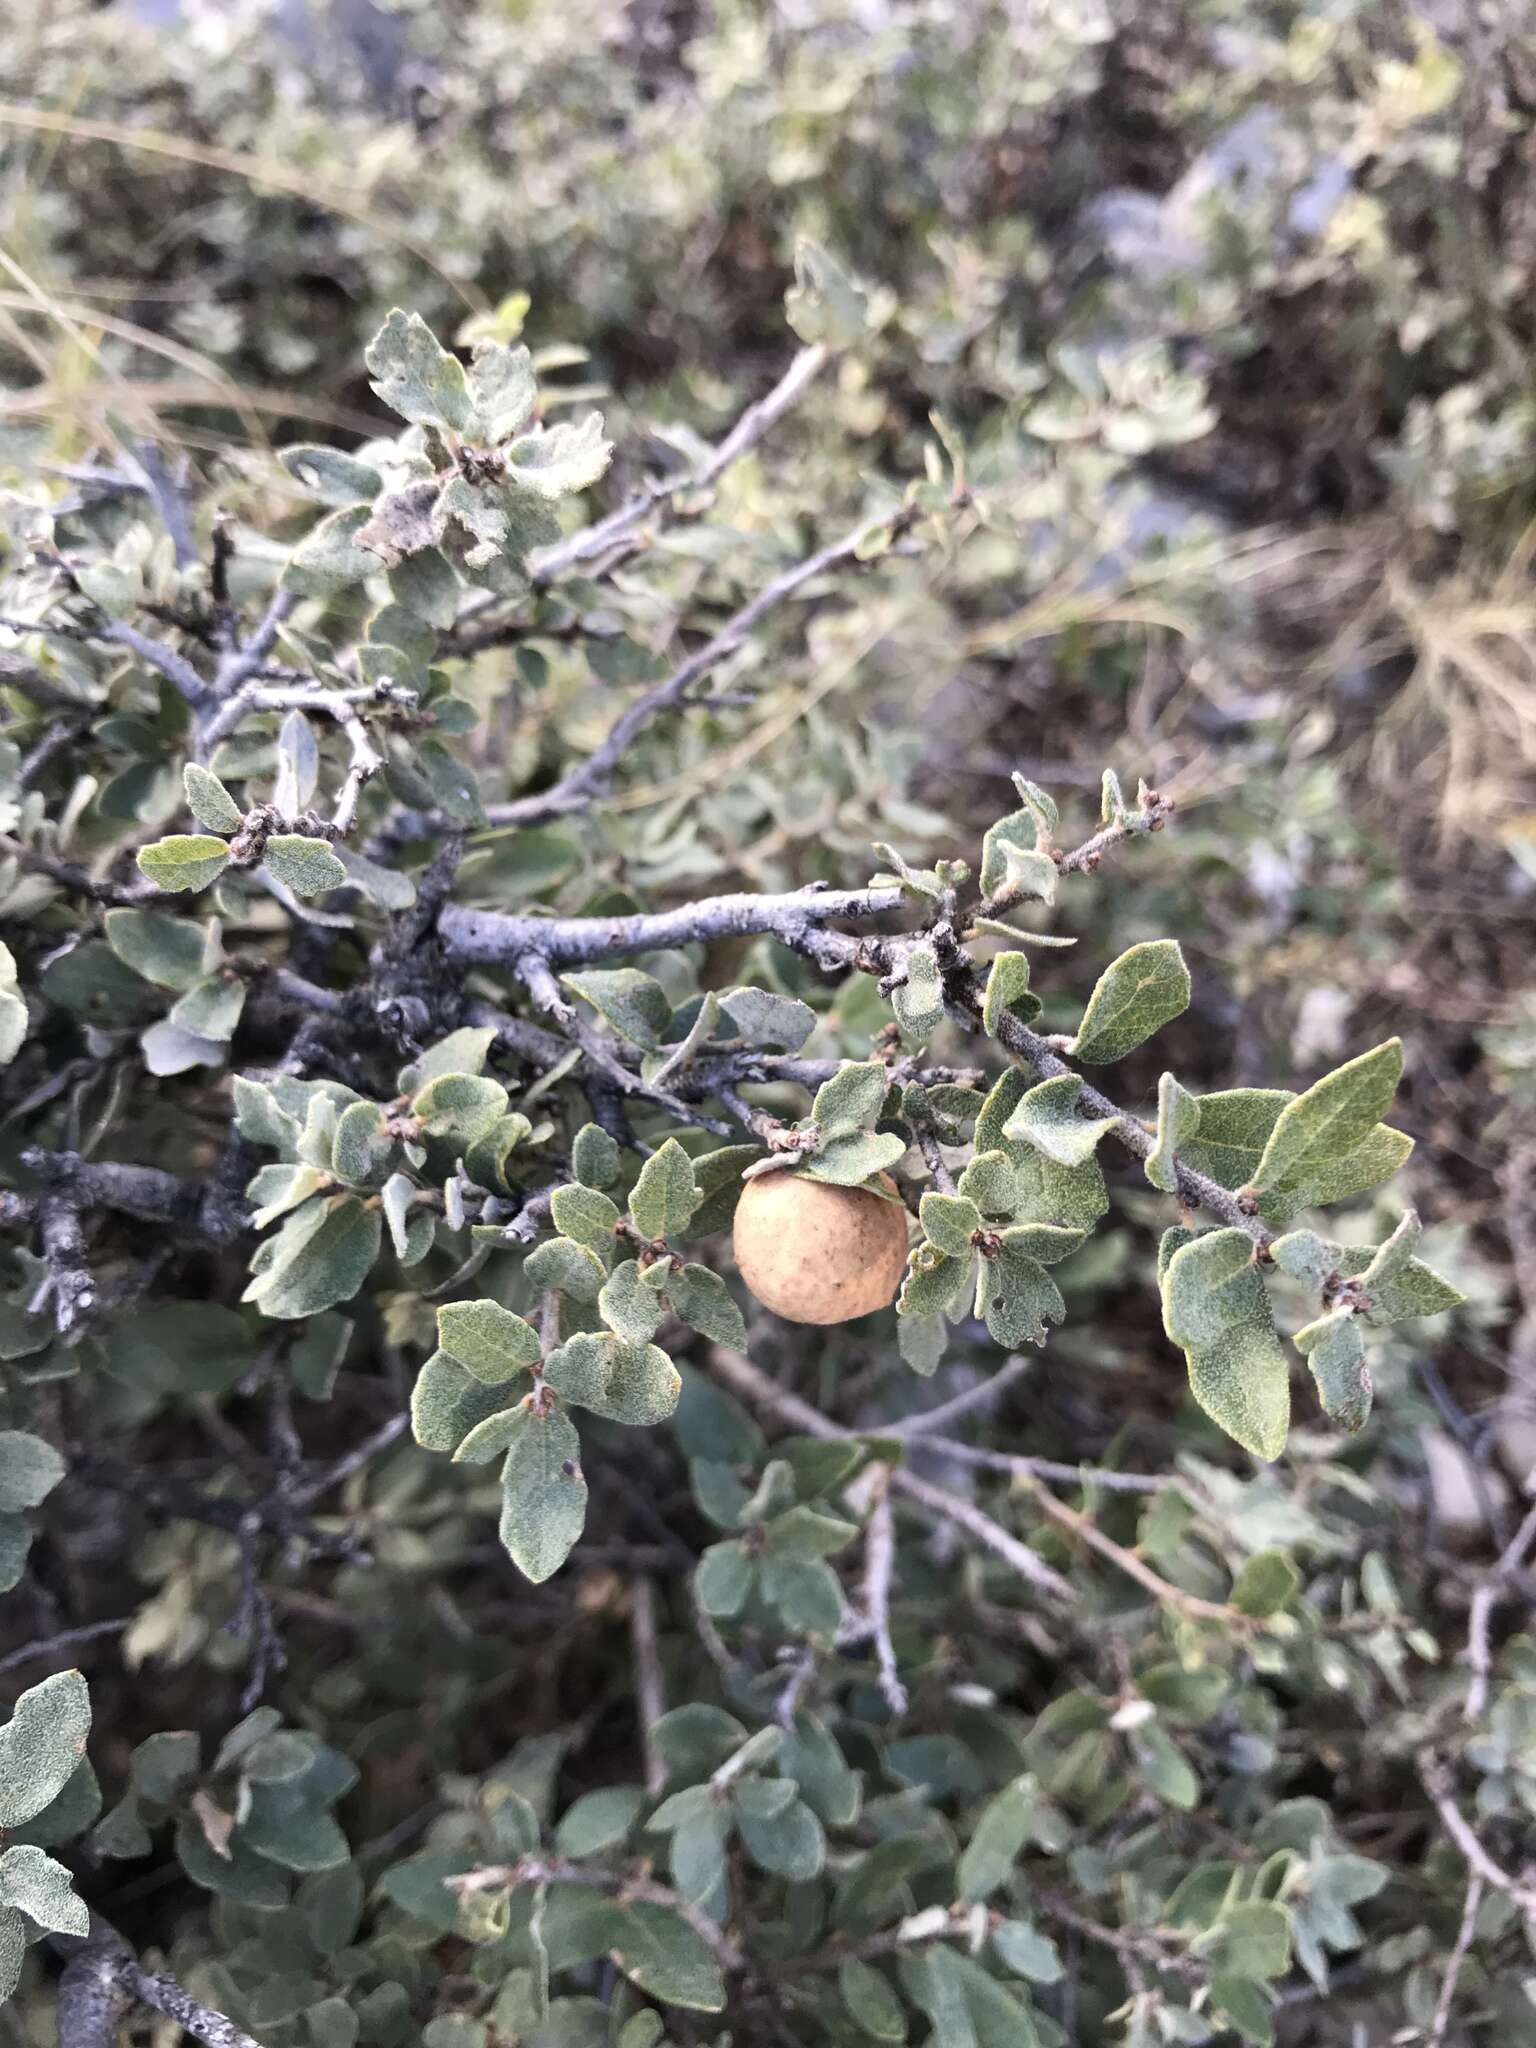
[440,883,902,968]
[450,341,829,645]
[57,1927,263,2048]
[477,503,912,829]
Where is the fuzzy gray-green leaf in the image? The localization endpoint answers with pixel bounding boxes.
[1071,940,1191,1064]
[498,1402,587,1583]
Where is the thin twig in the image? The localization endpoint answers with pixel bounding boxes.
[449,1856,746,1977]
[629,1575,668,1797]
[1428,1873,1484,2048]
[1465,1483,1536,1720]
[1418,1749,1536,1922]
[450,342,829,642]
[0,1616,130,1675]
[475,504,914,828]
[860,1484,907,1715]
[915,1436,1175,1493]
[707,1345,1075,1606]
[881,1356,1034,1438]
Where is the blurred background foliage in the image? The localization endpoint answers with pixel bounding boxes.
[3,0,1536,2042]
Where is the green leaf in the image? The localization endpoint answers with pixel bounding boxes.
[1247,1041,1403,1203]
[366,308,474,432]
[898,1244,971,1318]
[779,1713,861,1828]
[99,1301,257,1396]
[413,1071,510,1142]
[524,1236,607,1303]
[920,1192,981,1256]
[977,1240,1069,1349]
[549,1184,621,1254]
[1071,938,1191,1065]
[245,1195,381,1319]
[1178,1089,1290,1190]
[0,1516,30,1596]
[982,950,1041,1036]
[104,908,208,993]
[263,835,348,897]
[1146,1072,1201,1194]
[572,1122,621,1190]
[562,970,672,1051]
[1294,1308,1372,1432]
[175,1815,289,1908]
[1002,1074,1117,1166]
[283,504,380,598]
[629,1138,701,1241]
[1333,1243,1464,1322]
[1231,1549,1301,1618]
[1196,1900,1293,1981]
[784,240,869,348]
[1161,1228,1290,1461]
[499,1401,587,1582]
[0,1432,64,1513]
[695,1540,754,1616]
[137,834,231,894]
[555,1785,645,1859]
[1267,1122,1413,1224]
[543,1334,681,1426]
[839,1956,906,2041]
[1132,1724,1200,1809]
[803,1129,908,1187]
[959,1774,1045,1901]
[0,1844,88,1936]
[331,1100,395,1188]
[1269,1229,1336,1291]
[735,1792,825,1880]
[718,986,816,1053]
[279,443,384,506]
[992,1919,1063,1984]
[608,1899,726,2012]
[600,1259,665,1344]
[0,1910,21,2004]
[436,1299,542,1384]
[411,1351,508,1453]
[240,1798,350,1873]
[0,982,25,1066]
[466,338,538,443]
[0,1671,91,1828]
[760,1550,845,1634]
[505,411,613,498]
[665,1264,746,1347]
[169,972,245,1043]
[811,1061,891,1132]
[183,762,242,834]
[451,1408,525,1466]
[250,1163,330,1232]
[980,809,1056,902]
[891,940,946,1042]
[1210,1976,1275,2047]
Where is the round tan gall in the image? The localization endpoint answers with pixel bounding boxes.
[732,1170,911,1325]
